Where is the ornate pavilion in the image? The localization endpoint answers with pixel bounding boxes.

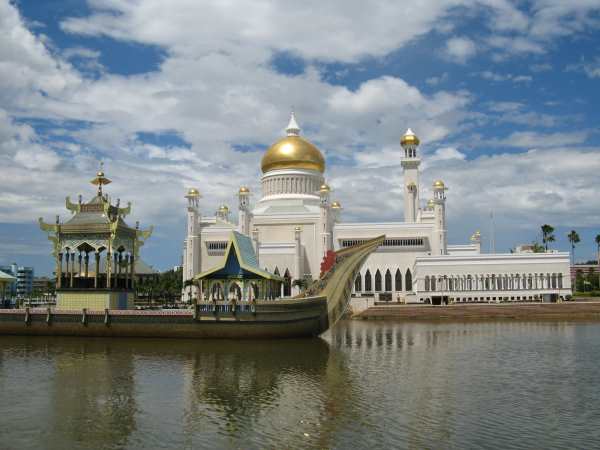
[39,167,153,310]
[194,231,283,303]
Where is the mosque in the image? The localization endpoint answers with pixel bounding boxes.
[182,114,571,305]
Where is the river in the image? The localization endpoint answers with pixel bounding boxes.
[1,320,599,449]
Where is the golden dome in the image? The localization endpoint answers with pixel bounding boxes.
[186,187,200,197]
[319,183,330,193]
[239,186,250,194]
[261,135,325,173]
[331,200,342,209]
[401,128,420,147]
[97,171,105,177]
[427,199,435,208]
[218,204,229,212]
[433,180,445,189]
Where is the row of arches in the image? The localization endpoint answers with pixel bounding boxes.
[424,272,564,292]
[273,267,292,297]
[354,269,413,293]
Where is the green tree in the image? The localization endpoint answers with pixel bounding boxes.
[567,230,580,265]
[531,241,545,253]
[541,224,555,251]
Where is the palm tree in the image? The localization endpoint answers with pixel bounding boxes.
[541,224,555,251]
[567,230,580,265]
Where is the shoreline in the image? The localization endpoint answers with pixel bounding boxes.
[355,301,600,322]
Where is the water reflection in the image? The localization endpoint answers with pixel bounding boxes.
[1,321,600,449]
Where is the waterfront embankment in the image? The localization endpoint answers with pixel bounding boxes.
[356,301,600,321]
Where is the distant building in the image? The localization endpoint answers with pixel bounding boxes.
[32,276,53,293]
[571,264,600,279]
[0,263,34,297]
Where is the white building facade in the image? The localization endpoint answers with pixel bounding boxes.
[182,114,572,303]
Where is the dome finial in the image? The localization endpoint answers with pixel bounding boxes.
[286,110,301,136]
[90,160,111,195]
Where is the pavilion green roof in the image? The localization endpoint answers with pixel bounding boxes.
[194,231,283,281]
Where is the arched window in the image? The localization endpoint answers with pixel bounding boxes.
[229,283,242,301]
[558,274,563,289]
[467,275,472,290]
[425,276,430,292]
[375,270,382,292]
[274,267,280,276]
[211,282,224,301]
[431,276,436,291]
[355,273,362,292]
[551,273,557,289]
[395,269,402,291]
[405,269,412,291]
[385,269,392,292]
[283,269,292,297]
[365,270,372,292]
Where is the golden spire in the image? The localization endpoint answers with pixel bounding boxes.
[90,161,111,195]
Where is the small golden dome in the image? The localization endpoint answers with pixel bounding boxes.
[401,128,420,147]
[186,187,200,197]
[331,200,342,209]
[97,171,105,177]
[239,186,250,194]
[427,199,435,208]
[319,183,330,193]
[261,136,325,173]
[433,180,445,189]
[218,204,229,212]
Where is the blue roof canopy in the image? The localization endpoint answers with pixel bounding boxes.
[195,232,283,281]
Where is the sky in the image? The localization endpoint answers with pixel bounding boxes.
[1,0,600,276]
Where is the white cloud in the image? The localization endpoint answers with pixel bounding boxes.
[443,37,477,63]
[477,71,533,82]
[425,73,449,86]
[494,131,589,148]
[566,57,600,79]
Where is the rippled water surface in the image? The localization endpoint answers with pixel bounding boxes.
[2,321,600,449]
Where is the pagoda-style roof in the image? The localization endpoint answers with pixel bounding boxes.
[195,232,283,281]
[60,194,136,235]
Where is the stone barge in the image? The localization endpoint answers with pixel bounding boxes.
[0,236,385,339]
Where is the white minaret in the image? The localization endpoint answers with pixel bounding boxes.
[319,183,332,257]
[432,180,448,255]
[400,128,421,223]
[183,187,201,302]
[238,186,251,236]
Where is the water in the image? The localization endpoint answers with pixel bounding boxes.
[1,320,600,449]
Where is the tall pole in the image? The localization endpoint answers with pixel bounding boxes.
[69,252,75,287]
[57,253,63,289]
[114,253,118,289]
[93,252,99,288]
